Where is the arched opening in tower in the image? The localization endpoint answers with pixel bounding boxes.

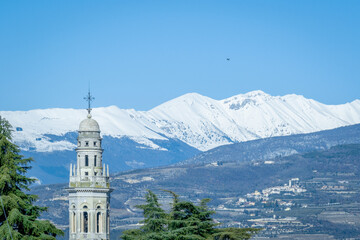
[83,212,89,233]
[97,212,102,233]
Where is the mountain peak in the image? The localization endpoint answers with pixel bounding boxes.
[177,92,207,101]
[221,90,272,106]
[243,90,269,97]
[151,92,213,111]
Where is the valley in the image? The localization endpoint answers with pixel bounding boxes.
[31,144,360,239]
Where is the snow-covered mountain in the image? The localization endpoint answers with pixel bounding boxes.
[1,90,360,152]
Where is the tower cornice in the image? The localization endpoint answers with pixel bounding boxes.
[66,187,113,193]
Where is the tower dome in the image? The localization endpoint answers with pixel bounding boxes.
[79,114,100,132]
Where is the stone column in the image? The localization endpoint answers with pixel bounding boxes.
[77,209,81,233]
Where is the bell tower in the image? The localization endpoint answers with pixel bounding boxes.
[67,92,112,240]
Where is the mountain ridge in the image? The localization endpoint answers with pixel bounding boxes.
[1,90,359,153]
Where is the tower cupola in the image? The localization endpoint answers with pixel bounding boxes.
[79,114,100,132]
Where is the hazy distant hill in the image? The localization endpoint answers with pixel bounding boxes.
[180,123,360,165]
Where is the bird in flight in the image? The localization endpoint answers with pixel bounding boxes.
[226,58,230,61]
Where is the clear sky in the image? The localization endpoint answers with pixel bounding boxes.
[0,0,359,111]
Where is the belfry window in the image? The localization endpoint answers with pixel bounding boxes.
[83,212,88,232]
[85,155,89,166]
[94,155,97,166]
[85,141,89,147]
[96,212,101,233]
[83,206,89,233]
[94,141,97,146]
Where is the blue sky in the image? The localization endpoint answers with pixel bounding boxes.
[0,1,359,111]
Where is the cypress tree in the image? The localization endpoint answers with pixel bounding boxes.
[0,116,63,239]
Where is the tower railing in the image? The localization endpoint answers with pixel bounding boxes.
[69,175,110,188]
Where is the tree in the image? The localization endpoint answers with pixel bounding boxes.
[0,116,63,240]
[0,116,11,140]
[167,191,216,240]
[121,191,170,240]
[212,228,260,240]
[120,190,260,240]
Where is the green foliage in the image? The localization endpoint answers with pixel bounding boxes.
[0,116,63,239]
[212,228,261,240]
[136,190,167,233]
[120,190,259,240]
[0,117,12,140]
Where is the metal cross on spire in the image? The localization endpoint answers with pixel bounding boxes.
[84,90,95,115]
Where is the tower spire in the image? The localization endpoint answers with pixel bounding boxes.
[84,88,95,115]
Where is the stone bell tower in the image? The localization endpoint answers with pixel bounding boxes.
[67,92,112,240]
